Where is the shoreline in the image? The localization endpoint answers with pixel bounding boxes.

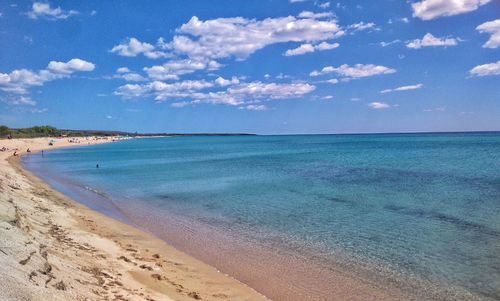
[0,137,267,301]
[3,137,479,301]
[13,137,420,301]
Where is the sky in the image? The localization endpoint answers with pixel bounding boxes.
[0,0,499,134]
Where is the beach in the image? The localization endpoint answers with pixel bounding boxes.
[2,135,498,301]
[0,137,266,301]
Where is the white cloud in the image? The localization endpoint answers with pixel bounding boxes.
[322,95,334,100]
[0,58,95,95]
[284,41,339,56]
[310,64,396,79]
[116,67,130,74]
[412,0,491,20]
[380,83,423,93]
[110,38,170,59]
[240,104,267,111]
[380,40,401,47]
[0,95,37,106]
[144,59,220,80]
[276,73,291,79]
[170,15,343,62]
[406,33,458,49]
[297,11,334,19]
[316,41,339,50]
[469,60,500,76]
[47,58,95,74]
[318,2,331,9]
[121,73,146,82]
[369,102,390,109]
[108,67,146,82]
[215,76,240,87]
[476,19,500,48]
[324,79,339,84]
[112,15,343,79]
[115,79,315,108]
[285,44,315,56]
[347,22,379,33]
[27,2,78,20]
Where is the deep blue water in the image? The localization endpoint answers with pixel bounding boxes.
[23,133,500,300]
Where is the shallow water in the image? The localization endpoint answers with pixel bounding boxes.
[23,133,500,300]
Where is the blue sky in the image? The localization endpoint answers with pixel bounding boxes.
[0,0,499,134]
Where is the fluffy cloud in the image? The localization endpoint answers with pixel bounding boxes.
[297,11,334,19]
[347,22,379,33]
[412,0,491,20]
[116,67,130,74]
[144,59,221,80]
[469,60,500,76]
[406,33,458,49]
[476,19,500,48]
[170,15,342,61]
[110,38,170,59]
[284,41,339,56]
[310,64,396,79]
[285,44,316,56]
[105,67,146,82]
[115,78,315,107]
[215,76,240,87]
[0,58,94,95]
[112,14,343,79]
[369,102,390,109]
[27,2,78,20]
[47,58,95,74]
[380,83,423,93]
[120,73,146,82]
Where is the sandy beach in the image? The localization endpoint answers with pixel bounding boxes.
[0,137,266,301]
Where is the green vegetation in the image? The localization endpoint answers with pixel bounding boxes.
[0,125,128,139]
[0,125,256,139]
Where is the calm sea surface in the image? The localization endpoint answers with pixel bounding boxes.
[23,133,500,300]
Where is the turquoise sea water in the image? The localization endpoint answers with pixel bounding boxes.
[23,133,500,300]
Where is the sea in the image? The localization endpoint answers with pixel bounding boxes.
[22,133,500,300]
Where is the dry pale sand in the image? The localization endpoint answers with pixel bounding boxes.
[0,137,267,301]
